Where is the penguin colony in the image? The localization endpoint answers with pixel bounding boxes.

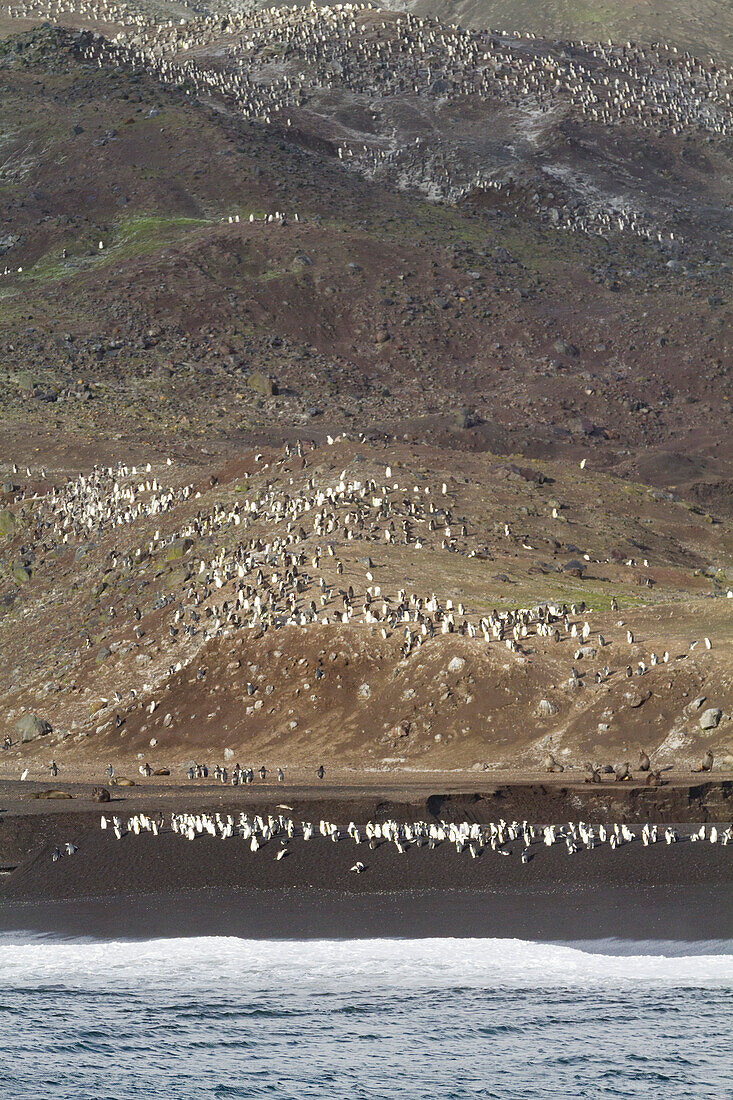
[9,440,721,746]
[6,1,731,243]
[96,810,733,864]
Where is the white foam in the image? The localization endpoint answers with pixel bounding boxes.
[1,935,731,992]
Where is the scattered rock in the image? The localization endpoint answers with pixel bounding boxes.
[448,656,466,673]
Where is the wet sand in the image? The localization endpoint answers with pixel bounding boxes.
[2,884,729,941]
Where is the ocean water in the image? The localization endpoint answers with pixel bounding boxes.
[1,935,731,1100]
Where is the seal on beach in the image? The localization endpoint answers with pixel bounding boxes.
[638,751,651,772]
[693,750,714,773]
[544,753,564,774]
[92,786,111,802]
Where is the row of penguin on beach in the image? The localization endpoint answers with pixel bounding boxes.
[91,812,733,868]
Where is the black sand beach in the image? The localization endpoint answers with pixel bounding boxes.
[1,779,730,941]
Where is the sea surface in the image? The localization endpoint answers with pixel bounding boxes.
[1,935,731,1099]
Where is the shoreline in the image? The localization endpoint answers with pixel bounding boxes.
[2,883,730,942]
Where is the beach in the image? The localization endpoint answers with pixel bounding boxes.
[1,777,730,941]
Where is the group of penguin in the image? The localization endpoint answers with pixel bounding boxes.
[4,0,728,254]
[91,811,733,869]
[11,440,720,774]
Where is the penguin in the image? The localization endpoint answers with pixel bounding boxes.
[317,764,325,779]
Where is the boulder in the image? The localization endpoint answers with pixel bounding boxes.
[0,509,16,537]
[12,562,30,584]
[454,408,481,430]
[165,536,194,562]
[247,371,278,396]
[16,371,36,393]
[700,707,722,731]
[538,699,558,717]
[14,713,52,742]
[562,559,586,576]
[448,656,466,673]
